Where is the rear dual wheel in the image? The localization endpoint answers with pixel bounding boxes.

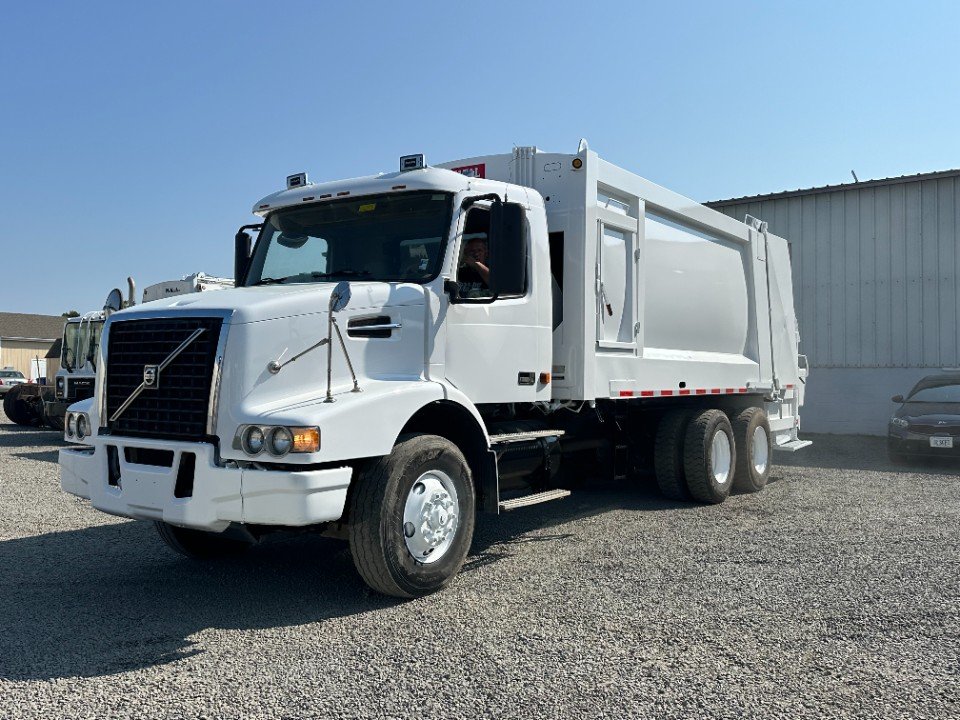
[683,409,736,504]
[654,407,771,504]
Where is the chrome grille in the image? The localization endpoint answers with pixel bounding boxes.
[105,317,222,440]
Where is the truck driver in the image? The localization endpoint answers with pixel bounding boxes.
[457,233,491,296]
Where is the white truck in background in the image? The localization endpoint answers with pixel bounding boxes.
[37,274,233,431]
[59,142,809,597]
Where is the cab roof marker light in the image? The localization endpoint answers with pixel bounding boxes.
[400,154,425,172]
[286,172,309,189]
[337,191,350,196]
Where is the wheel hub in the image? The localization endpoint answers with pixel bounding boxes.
[403,471,460,564]
[711,429,732,485]
[752,425,769,475]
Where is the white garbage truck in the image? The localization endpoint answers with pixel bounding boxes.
[59,142,809,597]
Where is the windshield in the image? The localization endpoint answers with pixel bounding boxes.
[61,320,104,370]
[908,383,960,403]
[245,191,453,286]
[0,370,24,379]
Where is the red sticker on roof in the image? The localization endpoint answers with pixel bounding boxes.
[451,163,485,179]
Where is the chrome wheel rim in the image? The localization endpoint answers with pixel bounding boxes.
[752,425,769,476]
[402,470,459,564]
[711,429,732,486]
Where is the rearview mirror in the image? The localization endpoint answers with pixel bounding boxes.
[891,394,904,403]
[488,201,526,297]
[329,280,351,312]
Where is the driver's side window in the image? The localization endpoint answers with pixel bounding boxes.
[456,208,492,298]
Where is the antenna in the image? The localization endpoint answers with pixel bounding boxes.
[851,170,859,183]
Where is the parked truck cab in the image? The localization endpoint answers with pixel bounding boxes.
[60,143,809,597]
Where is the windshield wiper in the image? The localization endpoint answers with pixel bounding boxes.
[311,269,373,279]
[251,276,291,286]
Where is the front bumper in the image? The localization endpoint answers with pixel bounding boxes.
[59,436,352,532]
[887,432,960,458]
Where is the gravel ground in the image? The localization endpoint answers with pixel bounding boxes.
[0,411,957,719]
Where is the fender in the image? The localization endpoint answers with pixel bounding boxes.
[221,378,490,465]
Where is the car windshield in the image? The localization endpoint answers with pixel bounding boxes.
[0,370,24,379]
[907,383,960,403]
[244,191,453,286]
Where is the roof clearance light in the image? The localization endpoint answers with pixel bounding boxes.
[572,158,583,170]
[286,172,309,189]
[400,154,426,172]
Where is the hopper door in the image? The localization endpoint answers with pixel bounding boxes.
[596,220,638,349]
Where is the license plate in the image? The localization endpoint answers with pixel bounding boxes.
[930,437,954,449]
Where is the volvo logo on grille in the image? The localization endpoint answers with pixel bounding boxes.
[143,365,159,389]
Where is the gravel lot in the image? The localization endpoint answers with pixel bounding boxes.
[0,411,957,719]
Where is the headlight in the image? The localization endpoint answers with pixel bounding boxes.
[67,413,77,437]
[269,427,293,456]
[890,417,909,428]
[77,414,89,440]
[242,426,265,455]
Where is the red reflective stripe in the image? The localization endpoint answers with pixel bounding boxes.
[695,389,707,395]
[739,387,748,393]
[660,390,674,396]
[619,390,633,397]
[710,388,722,394]
[679,389,691,395]
[785,384,795,389]
[640,390,655,397]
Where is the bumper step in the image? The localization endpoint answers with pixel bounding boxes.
[774,439,813,453]
[498,488,570,511]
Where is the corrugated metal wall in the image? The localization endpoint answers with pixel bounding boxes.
[710,175,960,369]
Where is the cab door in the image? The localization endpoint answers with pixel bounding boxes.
[443,199,550,403]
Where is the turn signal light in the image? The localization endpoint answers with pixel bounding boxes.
[291,427,321,453]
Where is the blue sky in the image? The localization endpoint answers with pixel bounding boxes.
[2,1,958,315]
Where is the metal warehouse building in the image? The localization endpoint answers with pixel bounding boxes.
[708,169,960,435]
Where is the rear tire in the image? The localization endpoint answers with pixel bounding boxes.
[155,521,255,559]
[732,408,771,493]
[348,434,475,598]
[654,410,694,500]
[683,409,736,504]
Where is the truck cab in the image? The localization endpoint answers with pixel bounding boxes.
[59,144,808,598]
[47,312,104,431]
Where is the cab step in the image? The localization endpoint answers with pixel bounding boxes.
[498,488,571,511]
[489,429,565,445]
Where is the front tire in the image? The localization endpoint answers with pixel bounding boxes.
[348,434,476,598]
[683,409,736,504]
[155,521,255,559]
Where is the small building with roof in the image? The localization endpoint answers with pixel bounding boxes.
[0,312,66,382]
[707,169,960,435]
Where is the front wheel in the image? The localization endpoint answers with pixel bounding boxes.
[348,434,476,598]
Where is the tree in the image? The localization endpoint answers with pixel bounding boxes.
[61,310,80,318]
